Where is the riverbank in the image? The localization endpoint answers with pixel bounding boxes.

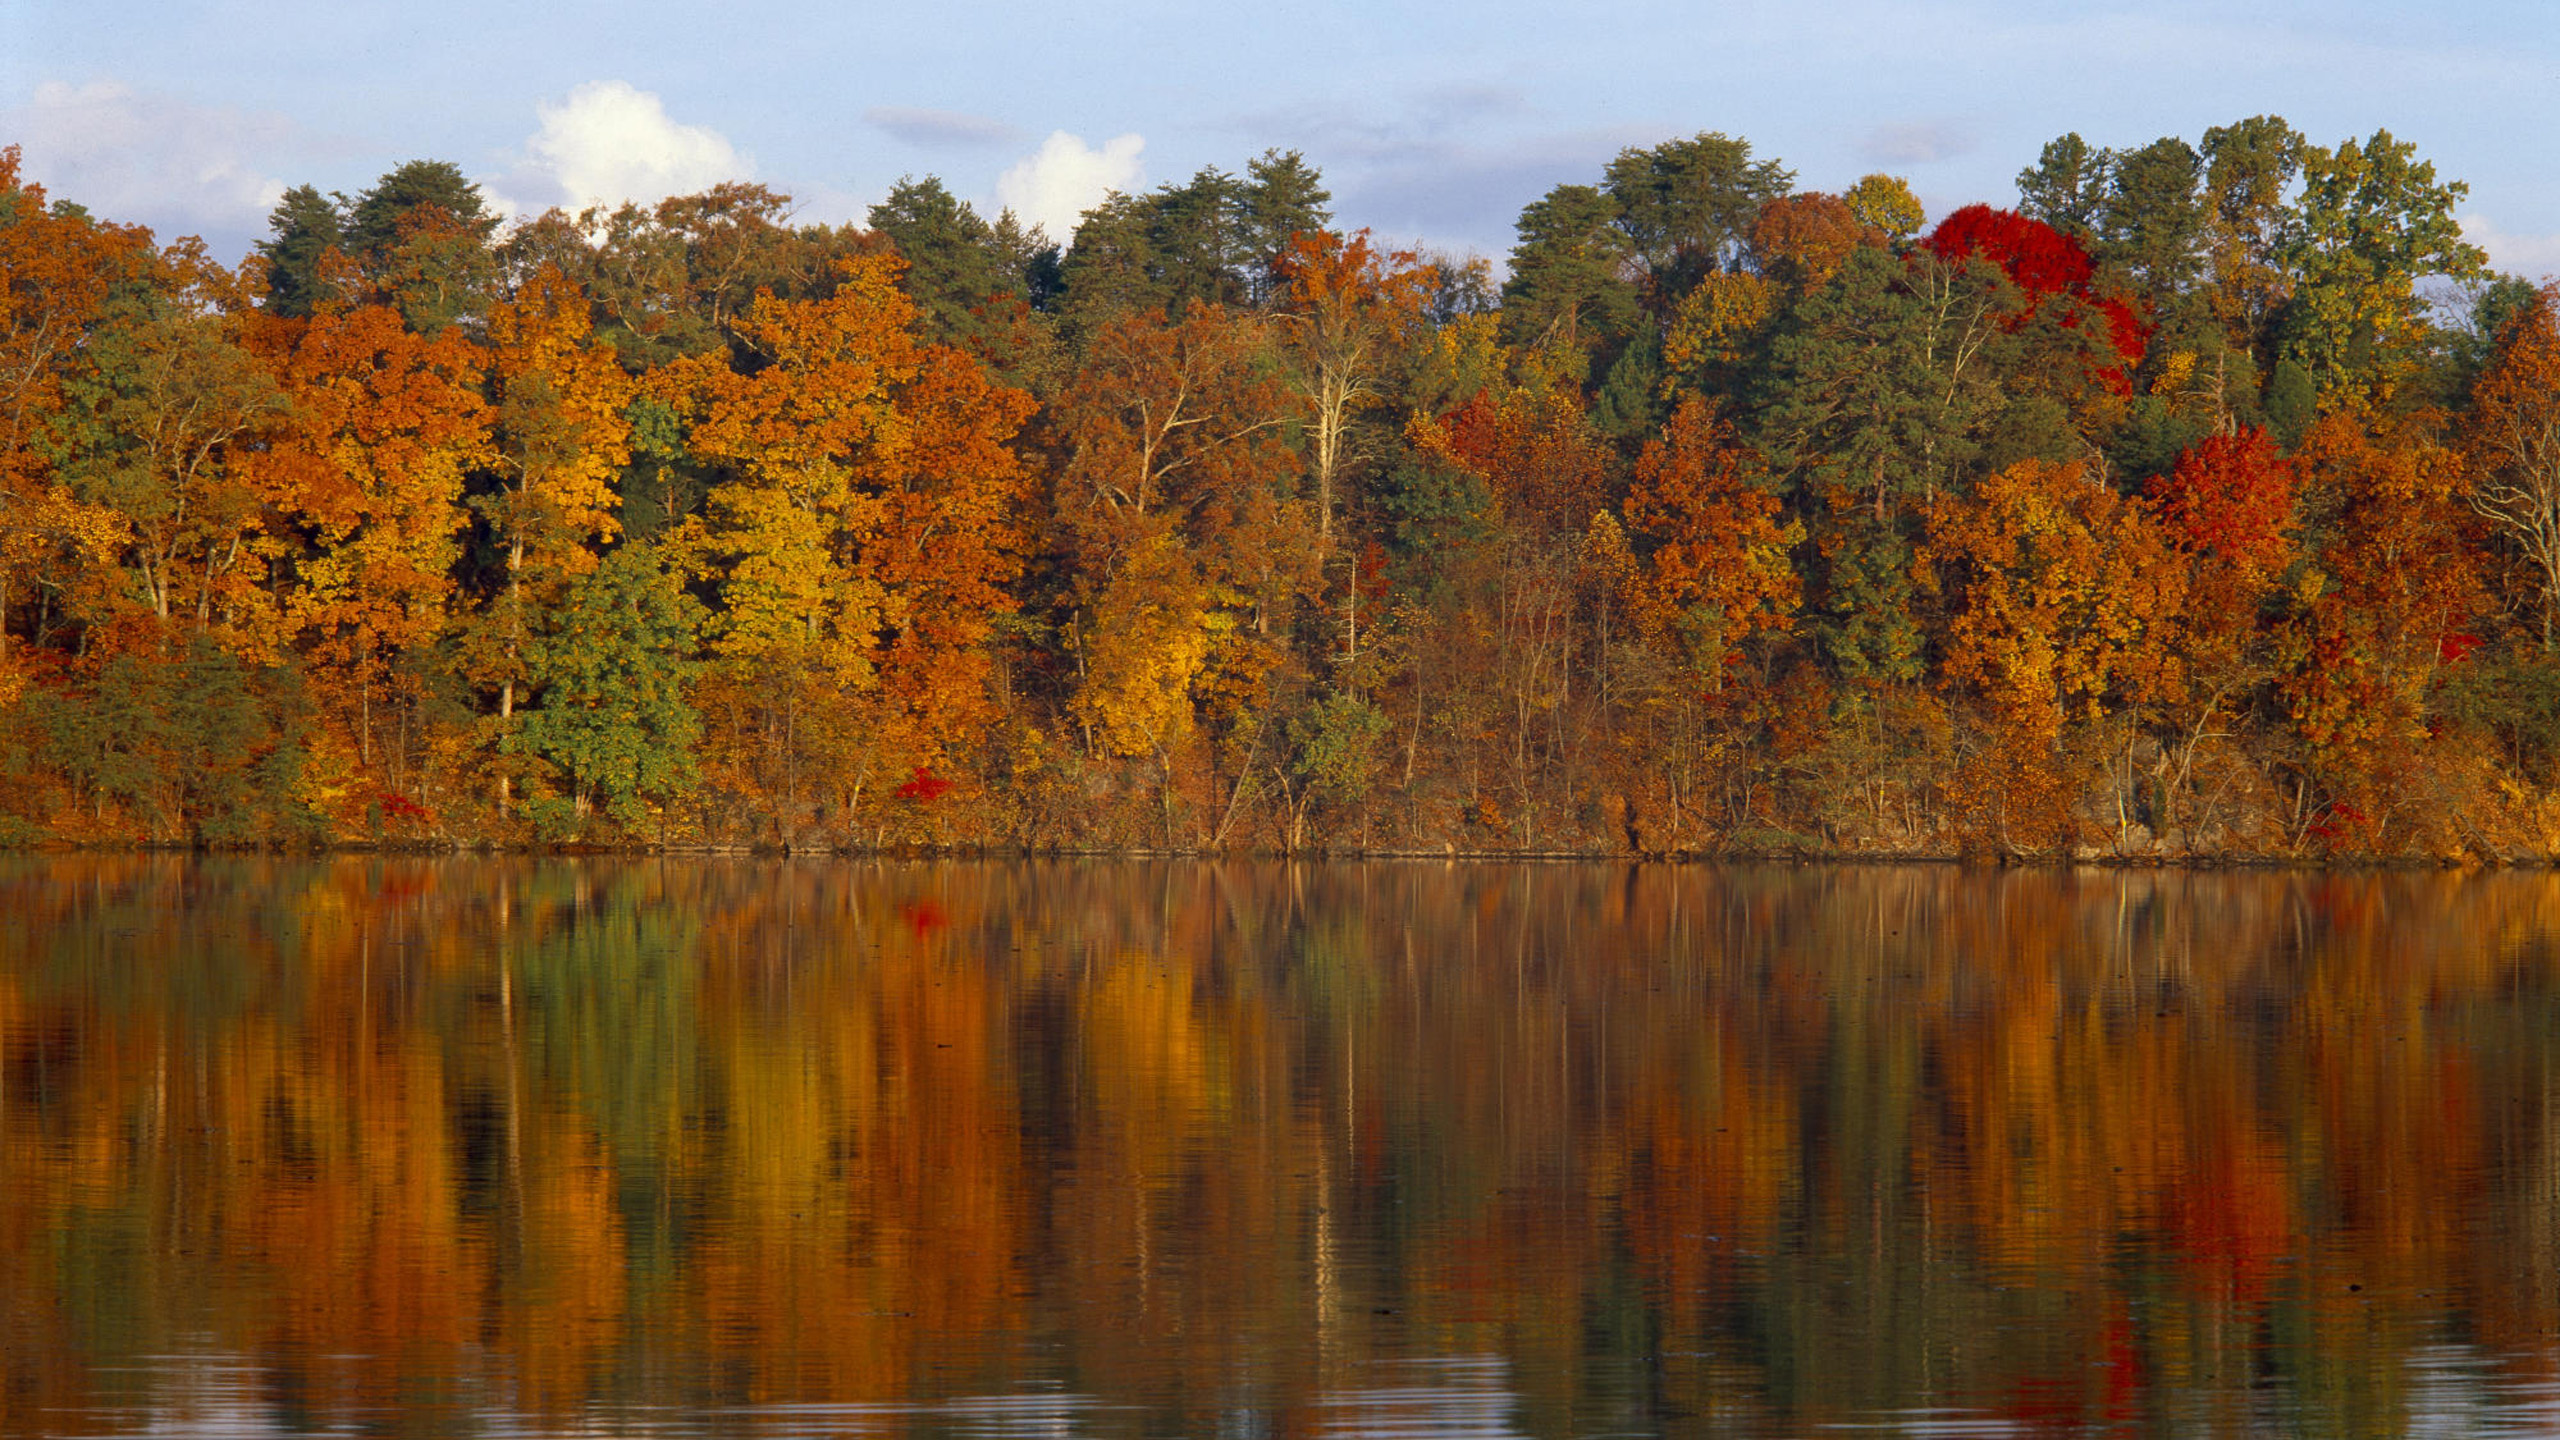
[16,836,2549,868]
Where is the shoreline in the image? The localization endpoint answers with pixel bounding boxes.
[13,839,2549,870]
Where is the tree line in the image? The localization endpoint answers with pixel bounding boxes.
[0,118,2552,855]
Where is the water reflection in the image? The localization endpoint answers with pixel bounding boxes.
[3,859,2559,1436]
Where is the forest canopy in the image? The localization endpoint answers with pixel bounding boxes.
[0,121,2550,858]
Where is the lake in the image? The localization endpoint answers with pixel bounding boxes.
[3,857,2557,1436]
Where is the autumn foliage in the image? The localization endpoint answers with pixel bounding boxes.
[0,118,2541,857]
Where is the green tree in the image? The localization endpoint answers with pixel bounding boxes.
[344,160,501,333]
[2199,115,2306,361]
[868,176,1058,382]
[1240,149,1332,301]
[254,184,349,318]
[1057,166,1265,331]
[2276,129,2485,403]
[1501,183,1637,358]
[33,633,313,843]
[1603,131,1793,297]
[869,177,1007,331]
[2015,133,2111,240]
[1752,245,2024,681]
[2099,137,2205,296]
[512,542,703,832]
[344,159,496,258]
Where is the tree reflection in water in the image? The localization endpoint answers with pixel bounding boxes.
[2,857,2557,1436]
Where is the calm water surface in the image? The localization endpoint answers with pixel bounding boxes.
[4,858,2559,1437]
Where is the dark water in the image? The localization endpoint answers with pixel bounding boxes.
[5,858,2560,1437]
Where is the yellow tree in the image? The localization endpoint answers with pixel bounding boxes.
[1921,457,2184,848]
[1621,396,1801,686]
[474,265,633,784]
[2277,413,2486,844]
[1052,302,1306,783]
[667,253,1032,837]
[1611,398,1801,844]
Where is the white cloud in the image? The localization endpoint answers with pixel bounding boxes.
[866,106,1021,148]
[995,131,1144,245]
[494,81,750,217]
[5,80,291,238]
[2460,211,2560,282]
[1859,120,1977,168]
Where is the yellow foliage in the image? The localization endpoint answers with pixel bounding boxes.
[1661,272,1773,392]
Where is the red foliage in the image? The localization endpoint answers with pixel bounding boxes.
[2145,429,2297,579]
[2437,630,2481,665]
[2094,297,2148,372]
[1923,204,2093,297]
[1356,540,1393,602]
[894,766,954,803]
[2305,801,2372,844]
[1922,203,2146,379]
[377,793,433,825]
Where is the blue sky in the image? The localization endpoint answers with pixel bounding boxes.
[8,0,2556,279]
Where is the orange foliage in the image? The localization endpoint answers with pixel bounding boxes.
[1620,396,1800,679]
[2280,413,2487,833]
[243,303,490,761]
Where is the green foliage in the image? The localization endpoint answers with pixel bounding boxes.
[255,183,347,317]
[1501,183,1638,353]
[1591,326,1665,439]
[1812,512,1926,686]
[2264,358,2317,448]
[868,175,1060,370]
[29,636,317,844]
[344,159,496,258]
[1290,691,1391,805]
[1978,393,2079,473]
[1057,156,1328,328]
[2108,395,2216,483]
[619,394,705,542]
[1377,451,1495,570]
[1602,131,1793,293]
[1240,149,1332,298]
[2276,129,2486,398]
[2015,134,2111,240]
[2434,646,2560,782]
[512,544,705,834]
[340,160,501,333]
[2101,137,2206,294]
[1753,245,2018,509]
[2200,115,2308,359]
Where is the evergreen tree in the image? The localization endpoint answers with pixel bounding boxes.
[1501,183,1637,356]
[870,177,1015,342]
[1241,148,1332,301]
[2015,134,2111,240]
[344,160,501,332]
[2100,137,2206,296]
[255,183,347,318]
[345,159,496,257]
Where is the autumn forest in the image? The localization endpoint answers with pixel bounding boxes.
[0,119,2549,856]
